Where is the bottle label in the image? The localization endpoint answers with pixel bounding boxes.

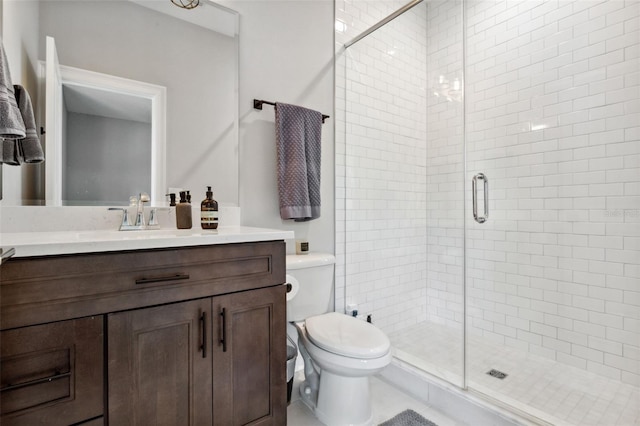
[201,210,218,223]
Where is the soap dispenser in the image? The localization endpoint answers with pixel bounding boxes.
[200,186,219,230]
[176,191,192,229]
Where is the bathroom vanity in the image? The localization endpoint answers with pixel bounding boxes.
[0,228,291,426]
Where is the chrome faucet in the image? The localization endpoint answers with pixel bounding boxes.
[109,192,160,231]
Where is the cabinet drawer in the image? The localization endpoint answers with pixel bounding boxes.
[0,316,104,426]
[1,241,285,329]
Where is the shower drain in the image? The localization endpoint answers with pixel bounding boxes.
[487,369,508,379]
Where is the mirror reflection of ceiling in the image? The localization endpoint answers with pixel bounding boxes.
[62,85,152,124]
[130,0,238,36]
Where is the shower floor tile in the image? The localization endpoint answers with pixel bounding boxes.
[389,321,640,426]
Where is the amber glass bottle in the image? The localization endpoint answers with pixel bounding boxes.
[201,186,218,230]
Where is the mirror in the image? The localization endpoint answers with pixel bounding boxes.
[2,0,239,206]
[44,39,167,206]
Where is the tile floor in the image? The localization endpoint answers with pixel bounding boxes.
[390,321,640,426]
[287,371,461,426]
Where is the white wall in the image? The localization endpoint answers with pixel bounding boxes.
[222,0,335,254]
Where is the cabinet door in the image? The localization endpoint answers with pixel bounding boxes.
[0,316,104,426]
[108,299,212,425]
[212,285,287,426]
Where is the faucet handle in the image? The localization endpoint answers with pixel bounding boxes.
[108,207,130,229]
[148,208,159,227]
[134,211,145,227]
[147,207,171,229]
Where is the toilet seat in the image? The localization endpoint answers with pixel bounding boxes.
[305,312,390,359]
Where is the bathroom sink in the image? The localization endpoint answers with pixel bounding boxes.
[2,229,216,243]
[0,227,293,258]
[111,228,220,239]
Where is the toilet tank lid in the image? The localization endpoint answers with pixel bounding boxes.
[286,252,335,270]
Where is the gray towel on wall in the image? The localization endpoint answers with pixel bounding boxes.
[0,37,26,140]
[1,137,22,165]
[275,102,322,221]
[13,85,44,163]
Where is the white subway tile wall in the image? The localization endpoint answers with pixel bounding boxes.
[336,0,432,336]
[424,0,465,342]
[335,0,639,398]
[335,1,426,317]
[464,0,639,387]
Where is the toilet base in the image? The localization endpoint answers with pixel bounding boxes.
[299,371,374,426]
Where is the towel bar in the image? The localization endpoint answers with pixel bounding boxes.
[253,99,330,123]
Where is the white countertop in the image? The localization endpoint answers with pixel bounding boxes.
[0,226,294,258]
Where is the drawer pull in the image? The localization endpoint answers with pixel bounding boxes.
[1,370,71,393]
[135,273,190,285]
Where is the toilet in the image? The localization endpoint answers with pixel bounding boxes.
[286,253,392,426]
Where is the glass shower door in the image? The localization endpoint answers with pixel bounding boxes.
[421,0,466,387]
[464,0,640,424]
[338,0,466,389]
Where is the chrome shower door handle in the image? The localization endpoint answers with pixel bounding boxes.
[472,173,489,224]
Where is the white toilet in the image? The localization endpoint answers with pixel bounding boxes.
[286,253,392,426]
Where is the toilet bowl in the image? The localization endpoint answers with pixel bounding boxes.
[294,313,391,426]
[300,312,391,375]
[286,254,391,426]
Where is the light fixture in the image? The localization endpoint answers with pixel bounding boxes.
[171,0,199,10]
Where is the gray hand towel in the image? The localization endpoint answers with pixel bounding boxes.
[13,85,44,163]
[0,38,26,139]
[275,102,322,221]
[1,137,23,165]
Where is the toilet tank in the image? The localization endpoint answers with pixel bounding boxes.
[286,253,335,322]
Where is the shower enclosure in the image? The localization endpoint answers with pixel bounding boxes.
[335,0,639,424]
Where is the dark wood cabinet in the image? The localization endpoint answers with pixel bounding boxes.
[0,241,287,426]
[107,299,213,425]
[0,316,104,426]
[107,285,287,426]
[212,285,287,426]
